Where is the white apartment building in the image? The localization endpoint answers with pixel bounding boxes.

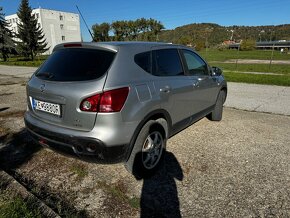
[5,8,81,54]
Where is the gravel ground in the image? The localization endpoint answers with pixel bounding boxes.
[1,65,290,217]
[2,108,289,217]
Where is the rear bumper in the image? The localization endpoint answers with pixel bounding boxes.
[24,115,127,163]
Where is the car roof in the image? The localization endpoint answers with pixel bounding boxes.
[54,41,188,53]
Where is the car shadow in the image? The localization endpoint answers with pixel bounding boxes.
[138,151,183,218]
[0,129,41,171]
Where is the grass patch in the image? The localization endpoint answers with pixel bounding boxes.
[97,180,140,209]
[212,63,290,75]
[0,55,48,67]
[70,163,88,180]
[223,71,290,86]
[199,49,290,62]
[10,171,88,217]
[128,196,141,209]
[0,195,41,218]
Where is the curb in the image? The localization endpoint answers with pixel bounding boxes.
[0,170,60,218]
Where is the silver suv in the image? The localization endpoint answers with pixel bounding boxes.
[25,42,227,177]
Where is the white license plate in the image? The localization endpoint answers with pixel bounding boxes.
[31,98,61,116]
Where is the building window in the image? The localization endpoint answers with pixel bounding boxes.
[62,36,65,41]
[60,15,63,21]
[36,13,39,18]
[60,24,64,29]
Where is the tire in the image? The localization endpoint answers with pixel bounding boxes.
[207,90,226,121]
[125,119,167,179]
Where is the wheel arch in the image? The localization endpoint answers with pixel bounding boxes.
[124,109,171,161]
[220,85,227,103]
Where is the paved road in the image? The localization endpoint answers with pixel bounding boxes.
[0,65,36,78]
[224,82,290,116]
[0,65,289,116]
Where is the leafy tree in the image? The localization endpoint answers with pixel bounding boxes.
[92,22,110,42]
[0,7,15,61]
[240,39,256,51]
[148,18,164,41]
[107,18,165,41]
[194,40,205,51]
[16,0,48,60]
[111,21,124,41]
[178,35,191,45]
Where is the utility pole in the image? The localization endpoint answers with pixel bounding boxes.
[235,40,241,71]
[269,43,275,71]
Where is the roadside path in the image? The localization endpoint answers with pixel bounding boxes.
[224,82,290,116]
[0,65,289,116]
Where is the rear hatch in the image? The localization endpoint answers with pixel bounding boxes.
[27,44,116,131]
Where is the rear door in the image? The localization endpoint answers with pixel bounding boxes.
[27,46,116,131]
[180,49,220,113]
[151,48,195,126]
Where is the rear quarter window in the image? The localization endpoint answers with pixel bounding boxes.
[36,48,115,81]
[134,51,151,73]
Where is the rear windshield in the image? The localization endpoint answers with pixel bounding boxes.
[36,48,116,81]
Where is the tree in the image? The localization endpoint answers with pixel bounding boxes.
[16,0,48,60]
[178,35,191,46]
[111,21,124,41]
[0,7,15,61]
[240,39,256,51]
[108,18,165,42]
[148,18,164,41]
[92,22,110,42]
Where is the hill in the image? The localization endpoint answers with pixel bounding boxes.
[158,23,290,48]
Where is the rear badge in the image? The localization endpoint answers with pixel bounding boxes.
[40,84,45,92]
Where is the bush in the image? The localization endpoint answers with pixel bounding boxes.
[240,39,256,51]
[194,40,205,51]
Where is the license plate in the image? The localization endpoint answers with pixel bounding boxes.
[31,97,61,116]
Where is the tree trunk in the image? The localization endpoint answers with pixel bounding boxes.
[1,49,7,62]
[31,50,34,61]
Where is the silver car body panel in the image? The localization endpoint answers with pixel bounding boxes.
[25,41,227,162]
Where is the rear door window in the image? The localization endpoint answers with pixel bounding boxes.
[36,48,116,81]
[152,49,184,76]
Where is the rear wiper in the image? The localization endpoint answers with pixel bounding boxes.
[38,72,54,79]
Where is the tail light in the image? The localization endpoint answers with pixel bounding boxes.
[64,43,82,47]
[80,87,129,113]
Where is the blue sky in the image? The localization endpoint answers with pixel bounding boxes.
[1,0,290,41]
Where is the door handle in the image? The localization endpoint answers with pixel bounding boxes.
[160,86,171,93]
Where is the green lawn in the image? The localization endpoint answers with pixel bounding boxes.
[199,49,290,62]
[0,195,41,218]
[210,63,290,75]
[0,56,47,67]
[223,71,290,86]
[198,49,290,86]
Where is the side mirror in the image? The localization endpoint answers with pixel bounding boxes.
[211,66,223,76]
